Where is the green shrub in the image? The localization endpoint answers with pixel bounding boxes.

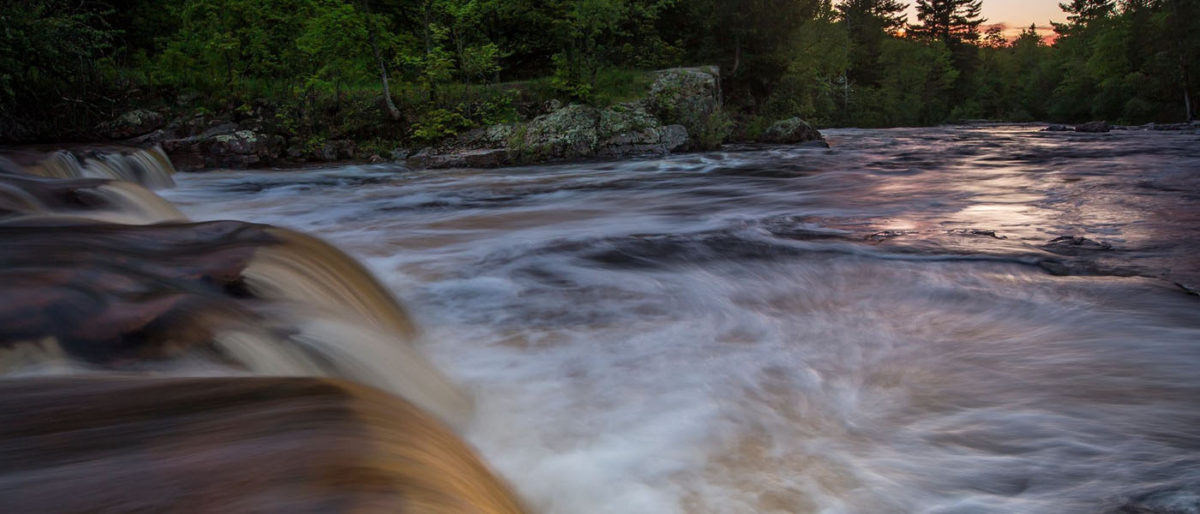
[412,107,473,144]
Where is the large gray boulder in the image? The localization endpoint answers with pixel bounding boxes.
[595,103,689,157]
[519,103,602,159]
[644,67,727,149]
[416,102,690,169]
[516,103,689,161]
[760,118,827,146]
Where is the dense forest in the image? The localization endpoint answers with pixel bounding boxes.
[1,0,1196,144]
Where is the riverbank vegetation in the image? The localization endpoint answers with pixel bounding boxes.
[1,0,1196,144]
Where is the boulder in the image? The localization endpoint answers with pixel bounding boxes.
[760,118,826,146]
[1043,235,1113,255]
[513,102,691,162]
[1043,124,1071,132]
[98,109,165,139]
[163,129,282,170]
[1075,121,1111,133]
[661,124,690,150]
[644,66,726,149]
[596,103,689,157]
[519,103,603,159]
[406,102,692,169]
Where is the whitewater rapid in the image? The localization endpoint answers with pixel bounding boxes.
[162,125,1200,514]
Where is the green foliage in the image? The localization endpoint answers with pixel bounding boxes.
[763,15,849,125]
[0,0,117,138]
[5,0,1200,144]
[159,0,322,88]
[412,107,473,143]
[296,1,372,93]
[691,107,734,149]
[910,0,985,46]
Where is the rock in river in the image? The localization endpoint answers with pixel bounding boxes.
[760,117,827,146]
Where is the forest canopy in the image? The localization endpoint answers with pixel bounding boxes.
[1,0,1196,141]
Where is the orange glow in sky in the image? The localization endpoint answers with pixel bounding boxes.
[905,0,1064,38]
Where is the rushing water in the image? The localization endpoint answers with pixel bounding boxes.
[161,125,1200,514]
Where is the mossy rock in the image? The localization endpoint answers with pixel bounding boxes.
[520,104,602,159]
[645,67,727,149]
[598,103,660,140]
[760,118,825,145]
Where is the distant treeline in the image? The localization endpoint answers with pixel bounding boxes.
[1,0,1196,141]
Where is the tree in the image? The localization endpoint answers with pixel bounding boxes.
[1157,0,1198,121]
[1057,0,1115,30]
[909,0,985,46]
[0,0,117,139]
[838,0,907,34]
[765,5,849,123]
[838,0,908,86]
[357,0,403,120]
[875,37,959,124]
[550,0,627,100]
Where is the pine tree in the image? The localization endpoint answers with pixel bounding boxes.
[1059,0,1115,25]
[1052,0,1114,35]
[838,0,909,86]
[838,0,908,34]
[909,0,985,46]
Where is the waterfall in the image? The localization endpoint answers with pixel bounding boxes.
[13,146,178,189]
[0,147,525,512]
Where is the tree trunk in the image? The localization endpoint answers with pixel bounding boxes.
[732,35,742,77]
[358,0,401,121]
[368,31,401,121]
[423,1,437,103]
[1183,60,1194,122]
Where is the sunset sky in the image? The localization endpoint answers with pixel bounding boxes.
[905,0,1066,38]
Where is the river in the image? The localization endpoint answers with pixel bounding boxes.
[156,125,1200,514]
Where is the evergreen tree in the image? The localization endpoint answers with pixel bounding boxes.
[1057,0,1115,30]
[838,0,908,86]
[838,0,907,33]
[910,0,985,46]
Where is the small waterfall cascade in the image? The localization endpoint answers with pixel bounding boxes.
[0,147,524,512]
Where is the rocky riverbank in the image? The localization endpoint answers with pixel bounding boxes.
[1043,120,1200,133]
[81,67,827,172]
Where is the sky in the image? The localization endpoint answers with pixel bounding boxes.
[905,0,1066,38]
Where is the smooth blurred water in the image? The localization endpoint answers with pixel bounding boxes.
[163,125,1200,514]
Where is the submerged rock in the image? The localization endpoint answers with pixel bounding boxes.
[1043,124,1071,132]
[949,228,1007,239]
[1043,235,1114,255]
